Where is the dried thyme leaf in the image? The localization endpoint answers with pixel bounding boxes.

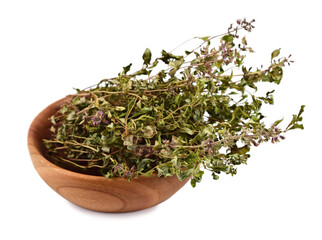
[43,18,304,186]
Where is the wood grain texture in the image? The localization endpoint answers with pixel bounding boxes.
[28,97,189,213]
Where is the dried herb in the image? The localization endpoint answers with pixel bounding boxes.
[43,19,305,187]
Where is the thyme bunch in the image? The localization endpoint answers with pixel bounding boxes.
[44,19,304,187]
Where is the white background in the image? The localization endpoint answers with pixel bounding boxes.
[1,0,321,239]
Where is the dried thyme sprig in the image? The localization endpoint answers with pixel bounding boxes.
[43,18,304,187]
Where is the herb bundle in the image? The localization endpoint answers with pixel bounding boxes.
[44,19,304,187]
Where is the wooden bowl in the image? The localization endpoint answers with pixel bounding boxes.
[28,97,189,213]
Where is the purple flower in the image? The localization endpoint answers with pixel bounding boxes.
[91,110,110,126]
[97,110,104,117]
[103,119,110,124]
[81,115,88,125]
[91,115,101,126]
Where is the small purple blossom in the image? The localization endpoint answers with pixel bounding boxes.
[81,115,88,125]
[91,110,110,126]
[97,110,104,117]
[91,115,101,126]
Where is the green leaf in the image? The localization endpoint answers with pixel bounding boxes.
[212,173,220,180]
[122,63,132,74]
[134,114,155,122]
[67,111,76,121]
[169,58,184,70]
[179,127,195,135]
[142,126,155,138]
[273,118,284,126]
[286,105,305,131]
[123,135,134,146]
[171,156,178,166]
[50,115,56,124]
[142,48,152,65]
[177,169,193,181]
[242,36,247,45]
[115,106,126,111]
[141,169,154,177]
[159,50,182,64]
[50,126,56,133]
[132,107,153,118]
[148,59,159,69]
[259,90,274,104]
[105,172,113,179]
[222,35,234,42]
[271,66,283,84]
[190,178,197,187]
[199,36,210,41]
[102,146,110,152]
[289,123,304,130]
[137,158,155,171]
[231,145,250,155]
[298,105,305,117]
[271,48,281,60]
[156,163,174,177]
